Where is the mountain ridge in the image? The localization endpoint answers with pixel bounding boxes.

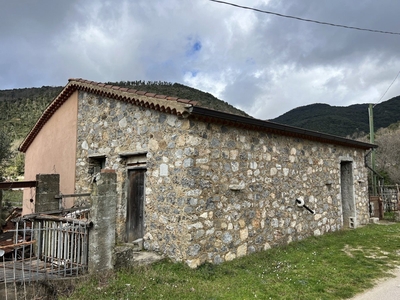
[271,96,400,137]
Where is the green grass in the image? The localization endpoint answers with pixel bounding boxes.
[62,223,400,300]
[384,211,396,221]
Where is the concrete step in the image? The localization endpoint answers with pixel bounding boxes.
[132,238,143,250]
[114,244,163,269]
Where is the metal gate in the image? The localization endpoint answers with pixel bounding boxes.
[379,185,399,213]
[0,216,91,284]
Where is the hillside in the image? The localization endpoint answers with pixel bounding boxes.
[271,96,400,137]
[0,86,63,140]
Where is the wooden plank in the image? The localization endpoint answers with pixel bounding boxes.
[54,193,91,199]
[0,240,36,250]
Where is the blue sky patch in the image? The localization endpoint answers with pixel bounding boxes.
[186,38,202,57]
[192,41,202,52]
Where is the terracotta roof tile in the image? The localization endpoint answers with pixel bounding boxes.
[177,99,191,104]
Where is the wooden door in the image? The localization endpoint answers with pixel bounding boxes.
[126,169,145,242]
[340,161,355,228]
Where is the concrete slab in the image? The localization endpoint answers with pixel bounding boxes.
[350,267,400,300]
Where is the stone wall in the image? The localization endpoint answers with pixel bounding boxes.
[75,91,370,268]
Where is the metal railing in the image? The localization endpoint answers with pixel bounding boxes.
[0,216,91,284]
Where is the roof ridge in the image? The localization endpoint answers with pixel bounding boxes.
[68,78,198,106]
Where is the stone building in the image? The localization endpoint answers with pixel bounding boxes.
[19,78,375,268]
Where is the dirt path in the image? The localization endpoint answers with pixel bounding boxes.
[350,266,400,300]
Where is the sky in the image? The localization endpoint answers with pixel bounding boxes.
[1,0,400,119]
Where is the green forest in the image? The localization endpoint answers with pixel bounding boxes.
[0,86,63,140]
[271,96,400,138]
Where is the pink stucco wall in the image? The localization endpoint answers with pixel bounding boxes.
[22,91,78,215]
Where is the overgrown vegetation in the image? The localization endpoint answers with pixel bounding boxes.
[0,128,12,183]
[61,223,400,300]
[374,122,400,184]
[2,189,23,207]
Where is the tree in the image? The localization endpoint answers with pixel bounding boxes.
[3,152,25,180]
[375,126,400,184]
[0,128,11,180]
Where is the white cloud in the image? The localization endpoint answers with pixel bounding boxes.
[1,0,400,119]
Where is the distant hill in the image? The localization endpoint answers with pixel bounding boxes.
[107,80,249,117]
[271,96,400,137]
[0,81,249,142]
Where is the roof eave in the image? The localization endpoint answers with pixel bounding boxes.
[187,106,377,150]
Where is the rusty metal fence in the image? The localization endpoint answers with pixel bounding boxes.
[0,216,91,284]
[379,185,399,213]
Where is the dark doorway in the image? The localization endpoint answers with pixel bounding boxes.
[340,161,355,228]
[126,168,145,242]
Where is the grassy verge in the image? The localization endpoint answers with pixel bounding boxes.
[62,223,400,300]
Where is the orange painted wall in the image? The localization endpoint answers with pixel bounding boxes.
[22,91,78,215]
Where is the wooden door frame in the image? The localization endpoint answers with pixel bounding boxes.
[125,167,146,243]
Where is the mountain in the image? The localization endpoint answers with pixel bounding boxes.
[271,95,400,137]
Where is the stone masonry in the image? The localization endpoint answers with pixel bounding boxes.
[74,91,370,268]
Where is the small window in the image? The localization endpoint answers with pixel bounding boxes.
[88,154,106,174]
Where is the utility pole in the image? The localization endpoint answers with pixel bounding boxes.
[368,104,377,195]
